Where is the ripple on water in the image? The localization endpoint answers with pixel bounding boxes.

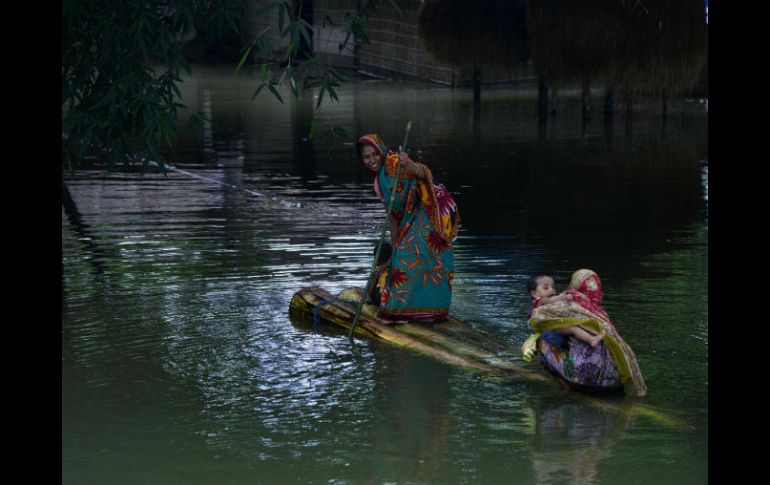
[63,74,707,484]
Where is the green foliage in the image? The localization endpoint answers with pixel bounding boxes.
[235,1,397,148]
[62,0,397,172]
[62,0,246,172]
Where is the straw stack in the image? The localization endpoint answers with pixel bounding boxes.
[417,0,529,68]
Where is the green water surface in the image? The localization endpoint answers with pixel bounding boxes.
[62,66,707,485]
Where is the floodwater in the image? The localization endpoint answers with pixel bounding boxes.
[62,66,707,485]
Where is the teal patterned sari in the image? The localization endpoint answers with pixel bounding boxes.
[373,149,460,322]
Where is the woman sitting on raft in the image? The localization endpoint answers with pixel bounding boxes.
[523,269,647,396]
[357,134,460,323]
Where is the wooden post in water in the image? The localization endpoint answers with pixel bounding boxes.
[604,88,615,141]
[624,92,633,139]
[582,77,592,137]
[538,77,548,138]
[604,88,614,126]
[549,84,559,117]
[472,63,481,125]
[581,77,592,123]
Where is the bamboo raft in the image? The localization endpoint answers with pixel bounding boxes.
[289,286,690,429]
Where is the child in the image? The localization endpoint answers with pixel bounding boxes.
[528,275,604,348]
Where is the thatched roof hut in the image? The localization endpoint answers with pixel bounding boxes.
[527,0,707,96]
[606,0,707,96]
[527,0,626,86]
[417,0,529,68]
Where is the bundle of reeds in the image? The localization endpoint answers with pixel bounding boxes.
[417,0,529,68]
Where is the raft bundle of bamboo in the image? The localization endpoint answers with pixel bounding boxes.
[290,286,543,379]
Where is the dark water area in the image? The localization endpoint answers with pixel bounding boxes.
[62,66,707,484]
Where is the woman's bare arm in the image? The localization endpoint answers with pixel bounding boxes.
[539,293,573,305]
[398,151,427,181]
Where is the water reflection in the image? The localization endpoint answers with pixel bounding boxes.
[63,66,707,485]
[525,396,637,485]
[365,351,455,484]
[700,160,708,210]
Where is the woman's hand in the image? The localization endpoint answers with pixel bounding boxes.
[398,147,424,179]
[397,147,413,169]
[540,293,573,306]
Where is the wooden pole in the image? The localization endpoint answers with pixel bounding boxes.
[473,64,481,121]
[581,77,592,125]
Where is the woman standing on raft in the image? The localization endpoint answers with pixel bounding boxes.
[357,134,460,323]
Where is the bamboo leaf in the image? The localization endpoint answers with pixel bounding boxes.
[282,21,293,39]
[289,74,297,97]
[332,127,350,139]
[328,66,345,81]
[268,84,284,104]
[339,33,352,52]
[186,112,202,130]
[235,39,256,74]
[304,77,322,89]
[283,1,294,20]
[386,0,402,16]
[251,82,267,101]
[170,81,182,100]
[255,37,268,59]
[286,41,297,60]
[298,18,313,47]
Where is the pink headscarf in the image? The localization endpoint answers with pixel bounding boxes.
[566,269,616,331]
[357,134,389,172]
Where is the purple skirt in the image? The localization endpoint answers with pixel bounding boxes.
[537,336,622,392]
